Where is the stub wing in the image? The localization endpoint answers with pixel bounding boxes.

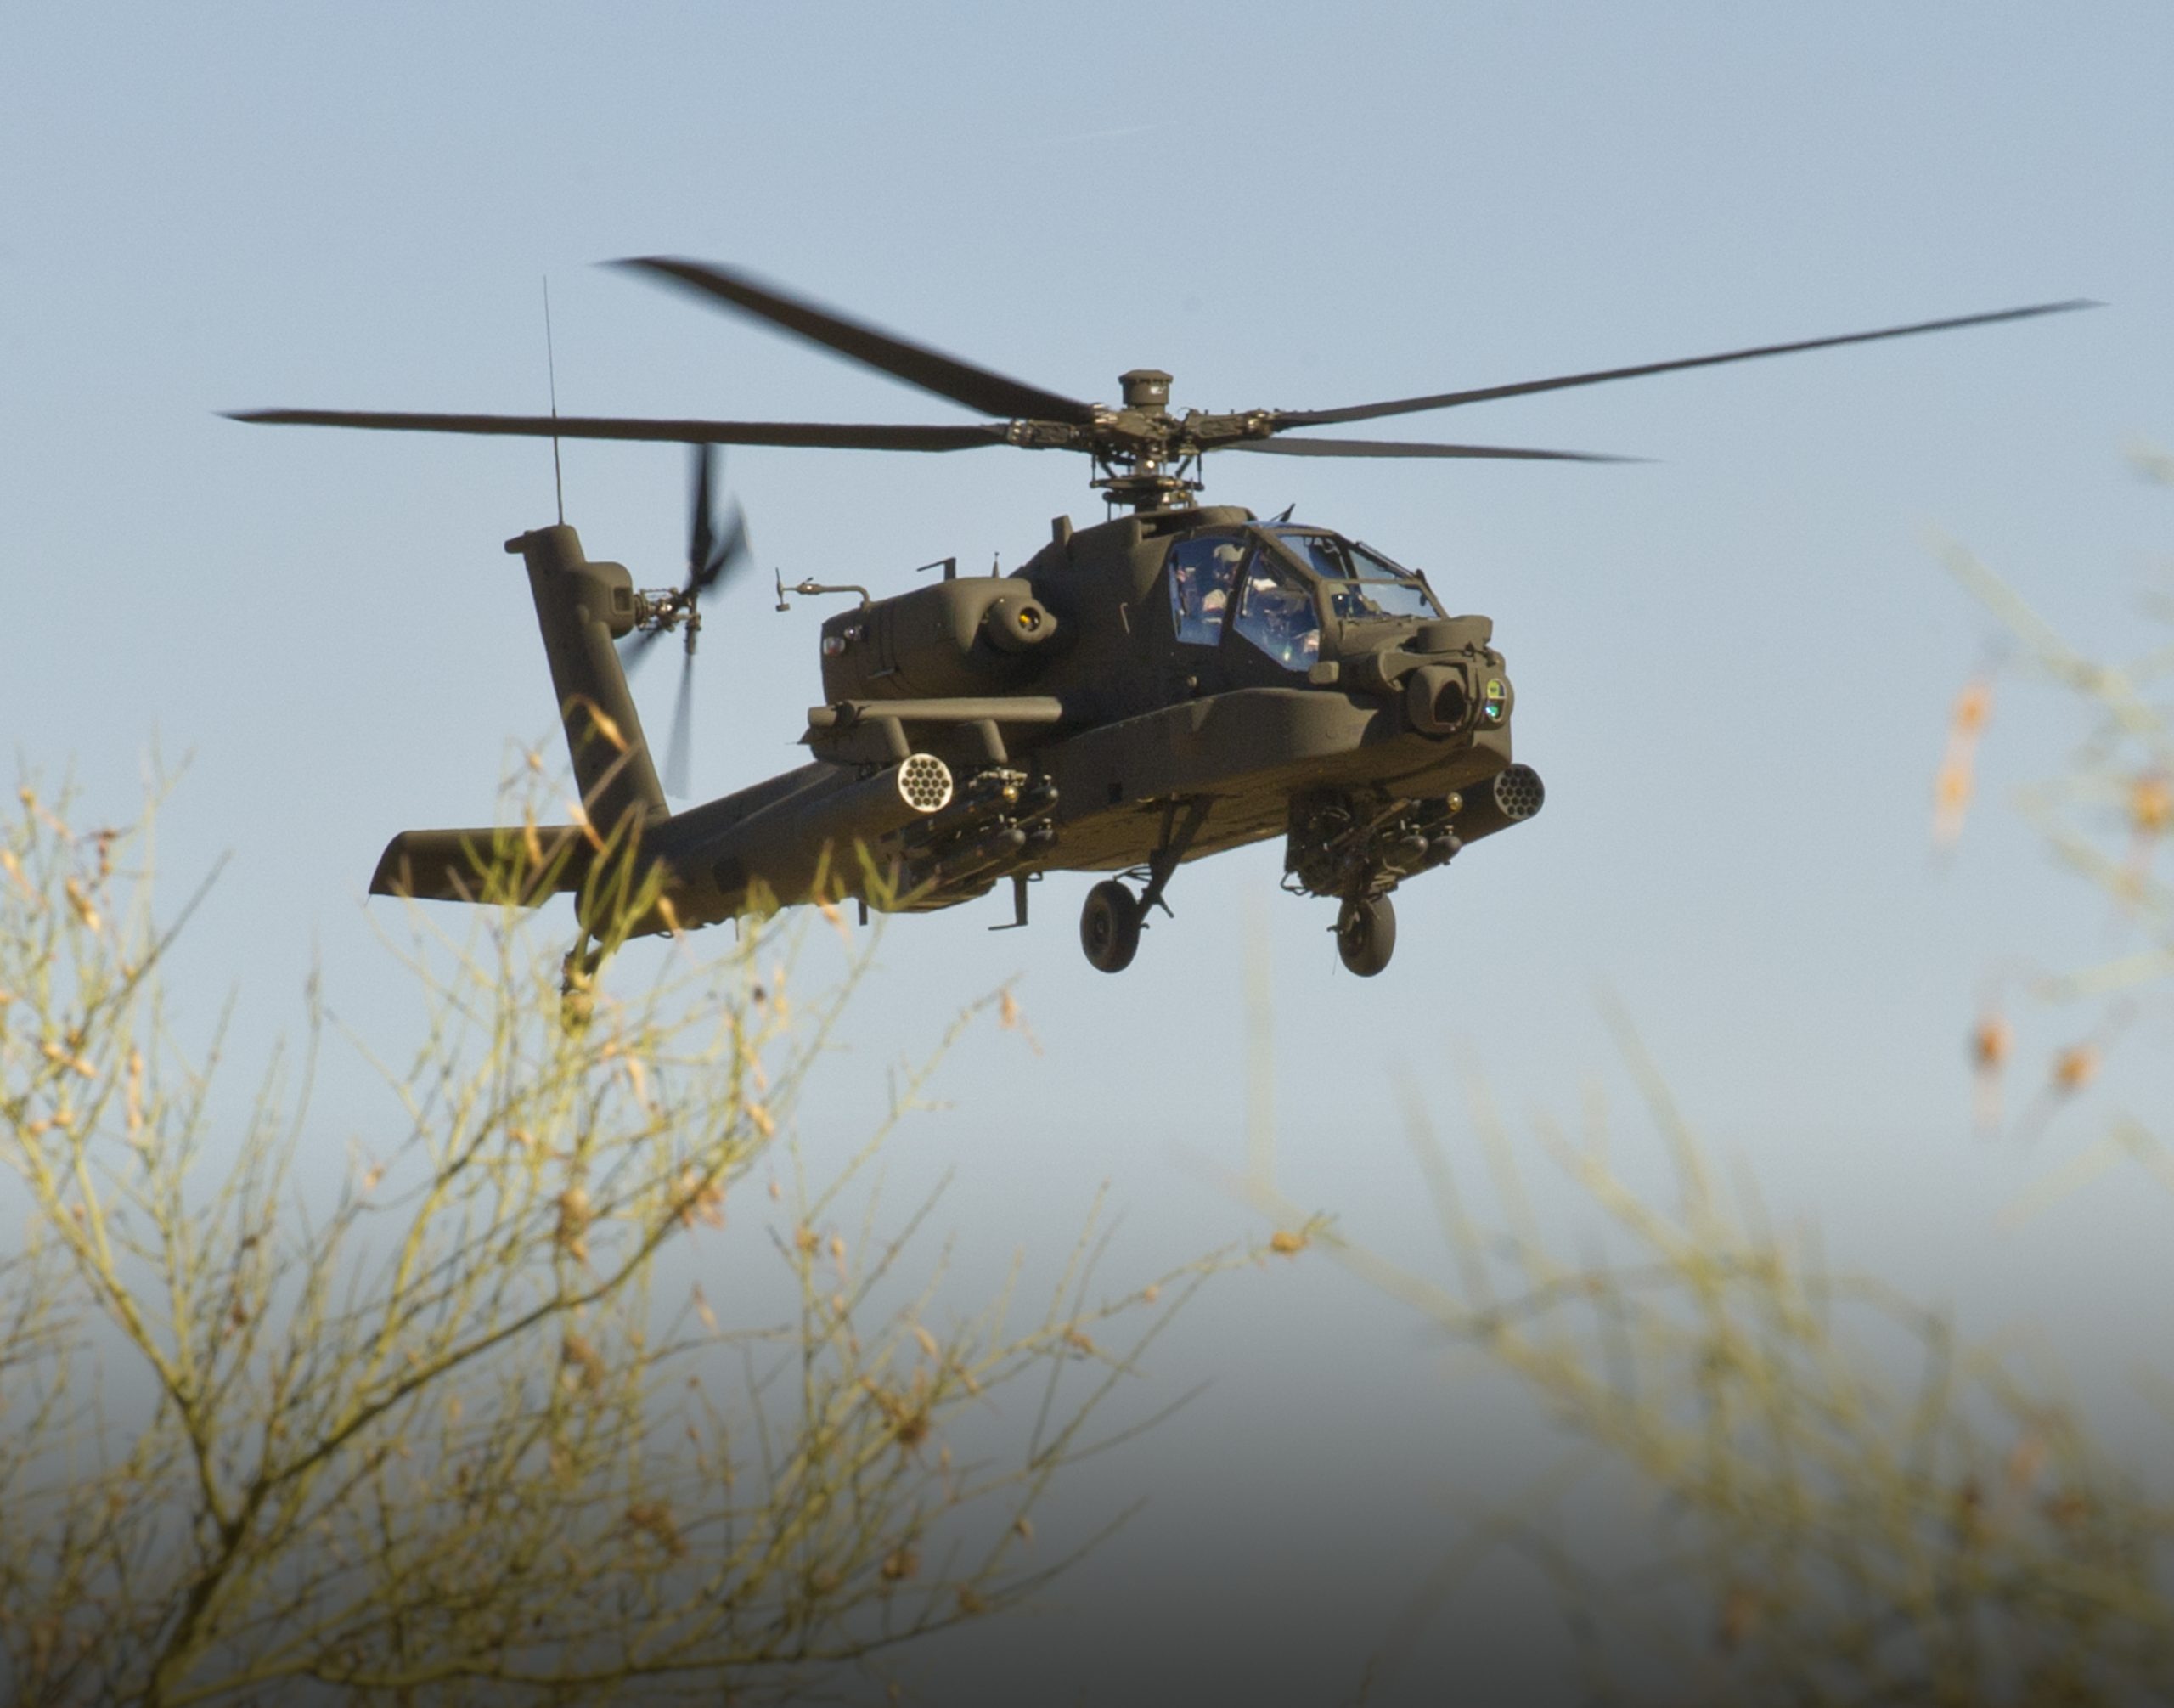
[369,825,590,907]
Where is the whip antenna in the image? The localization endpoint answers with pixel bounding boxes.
[543,276,564,523]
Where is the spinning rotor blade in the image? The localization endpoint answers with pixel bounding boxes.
[226,409,1011,451]
[1226,437,1636,462]
[616,257,1100,426]
[1272,300,2101,429]
[684,445,752,601]
[639,445,752,796]
[689,437,717,578]
[664,648,696,800]
[625,445,753,662]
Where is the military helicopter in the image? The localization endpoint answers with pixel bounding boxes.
[230,262,2092,977]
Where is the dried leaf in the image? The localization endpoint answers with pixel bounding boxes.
[561,1333,605,1390]
[2053,1045,2100,1094]
[63,876,101,933]
[557,1185,593,1250]
[627,1500,685,1557]
[2133,774,2172,835]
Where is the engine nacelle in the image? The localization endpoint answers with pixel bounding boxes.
[819,577,1060,702]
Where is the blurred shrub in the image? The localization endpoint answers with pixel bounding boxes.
[1247,470,2174,1704]
[0,779,1220,1705]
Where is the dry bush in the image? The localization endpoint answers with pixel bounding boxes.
[0,779,1225,1705]
[1242,470,2174,1704]
[1252,1034,2174,1705]
[1938,454,2174,1180]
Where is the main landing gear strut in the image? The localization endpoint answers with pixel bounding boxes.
[1281,790,1467,979]
[1078,797,1212,974]
[560,938,606,1029]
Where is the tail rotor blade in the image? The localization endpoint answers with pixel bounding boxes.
[664,646,695,800]
[689,443,714,581]
[651,443,742,795]
[701,500,750,591]
[622,623,666,670]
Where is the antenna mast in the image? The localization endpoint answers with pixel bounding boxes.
[543,276,565,524]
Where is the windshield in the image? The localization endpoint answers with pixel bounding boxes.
[1164,533,1246,645]
[1231,546,1322,671]
[1265,527,1439,622]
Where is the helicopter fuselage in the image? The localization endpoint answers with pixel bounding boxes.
[801,500,1524,881]
[369,505,1543,981]
[248,256,2090,978]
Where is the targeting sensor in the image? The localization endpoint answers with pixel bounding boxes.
[1405,664,1477,736]
[983,594,1056,655]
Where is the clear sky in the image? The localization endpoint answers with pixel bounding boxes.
[8,5,2174,1699]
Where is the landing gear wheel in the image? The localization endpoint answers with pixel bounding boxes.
[1336,894,1397,977]
[560,942,604,1031]
[1079,880,1143,973]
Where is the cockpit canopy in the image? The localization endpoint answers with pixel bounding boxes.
[1259,527,1440,623]
[1165,523,1441,672]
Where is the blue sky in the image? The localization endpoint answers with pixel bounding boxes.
[8,5,2174,1698]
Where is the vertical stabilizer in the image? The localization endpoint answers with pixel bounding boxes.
[507,524,667,837]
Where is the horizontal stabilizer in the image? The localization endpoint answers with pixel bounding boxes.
[369,825,589,906]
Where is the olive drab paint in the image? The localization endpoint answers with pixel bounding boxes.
[236,261,2092,978]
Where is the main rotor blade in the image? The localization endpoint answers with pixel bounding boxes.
[616,257,1101,427]
[226,409,1012,451]
[1226,437,1636,462]
[1274,299,2101,429]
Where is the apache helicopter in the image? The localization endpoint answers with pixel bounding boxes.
[231,262,2092,978]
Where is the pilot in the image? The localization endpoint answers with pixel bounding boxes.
[1173,548,1236,639]
[1246,572,1319,666]
[1202,544,1242,618]
[1187,557,1216,609]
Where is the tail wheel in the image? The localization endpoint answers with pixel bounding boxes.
[1079,880,1143,973]
[1335,894,1396,977]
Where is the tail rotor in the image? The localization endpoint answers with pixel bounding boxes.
[625,443,752,799]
